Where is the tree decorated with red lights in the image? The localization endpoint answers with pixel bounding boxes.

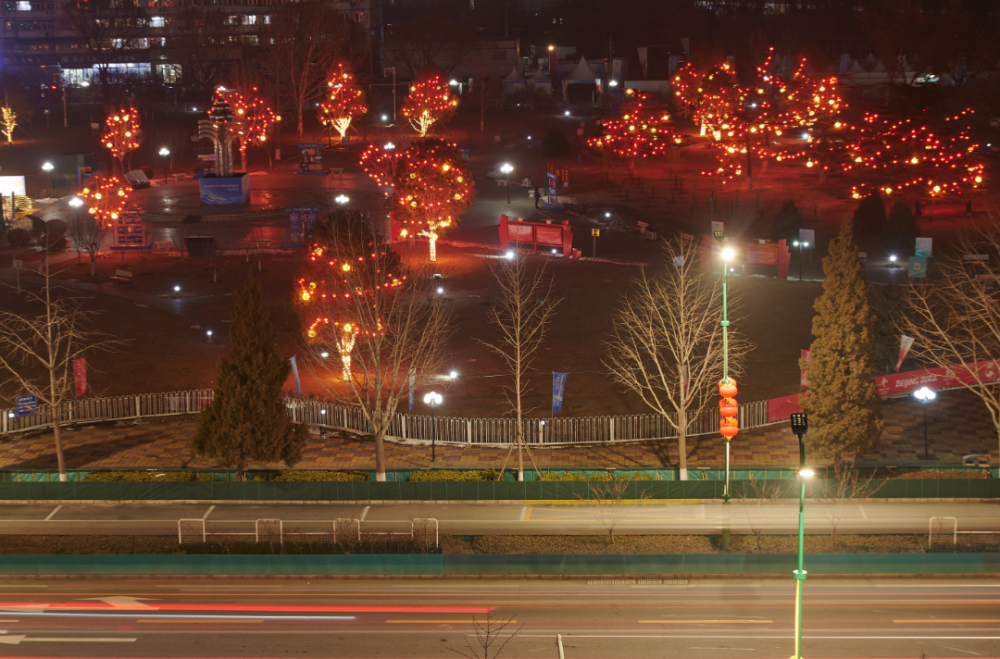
[220,87,279,171]
[295,209,404,380]
[401,66,458,137]
[392,138,475,262]
[589,90,683,172]
[358,142,404,191]
[77,171,129,259]
[100,106,142,174]
[318,62,367,141]
[671,61,741,139]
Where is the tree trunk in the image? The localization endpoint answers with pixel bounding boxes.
[677,408,688,480]
[374,428,386,481]
[89,253,96,277]
[51,403,67,482]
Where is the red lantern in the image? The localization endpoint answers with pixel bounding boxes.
[719,397,738,418]
[720,417,738,438]
[718,378,738,398]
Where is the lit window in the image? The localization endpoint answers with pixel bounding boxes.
[150,16,165,27]
[16,2,31,11]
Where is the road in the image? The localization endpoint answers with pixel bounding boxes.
[0,577,996,658]
[0,500,996,537]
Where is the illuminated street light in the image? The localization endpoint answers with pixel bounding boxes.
[423,391,443,461]
[335,194,349,205]
[501,163,513,204]
[914,387,937,458]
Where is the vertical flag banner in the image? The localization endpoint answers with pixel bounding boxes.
[896,336,915,372]
[73,358,87,397]
[800,349,811,391]
[908,256,927,278]
[915,237,933,258]
[408,368,416,411]
[552,372,568,414]
[289,355,302,396]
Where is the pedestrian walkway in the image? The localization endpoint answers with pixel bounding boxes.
[0,389,994,473]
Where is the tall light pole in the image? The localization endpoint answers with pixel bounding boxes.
[384,67,397,122]
[501,163,513,204]
[159,147,170,184]
[790,411,812,659]
[914,387,936,458]
[42,161,54,189]
[719,243,736,501]
[423,391,442,462]
[793,239,809,282]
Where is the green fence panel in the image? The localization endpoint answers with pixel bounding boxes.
[984,553,1000,574]
[385,555,445,576]
[443,555,503,576]
[743,554,797,575]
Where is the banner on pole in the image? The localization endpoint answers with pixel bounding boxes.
[289,355,302,396]
[73,358,87,397]
[552,372,568,414]
[799,350,811,391]
[896,336,915,372]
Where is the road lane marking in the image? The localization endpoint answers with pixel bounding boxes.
[942,644,982,655]
[202,505,215,520]
[519,506,526,521]
[640,620,772,624]
[385,620,517,624]
[859,504,868,520]
[361,506,370,522]
[137,619,261,623]
[43,506,61,521]
[895,620,1000,623]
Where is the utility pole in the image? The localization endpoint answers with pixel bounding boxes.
[384,67,397,123]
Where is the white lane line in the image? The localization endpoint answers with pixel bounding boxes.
[859,504,868,520]
[360,506,370,522]
[43,506,62,521]
[0,586,46,588]
[942,645,982,656]
[201,505,215,520]
[519,506,527,521]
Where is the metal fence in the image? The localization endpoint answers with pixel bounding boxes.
[1,389,774,447]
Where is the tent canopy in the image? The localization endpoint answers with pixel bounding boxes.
[563,55,599,82]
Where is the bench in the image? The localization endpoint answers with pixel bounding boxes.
[329,168,344,178]
[111,269,134,285]
[172,173,186,181]
[153,241,174,251]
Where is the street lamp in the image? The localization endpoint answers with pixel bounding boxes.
[335,194,349,205]
[914,386,936,458]
[158,147,170,184]
[788,411,810,659]
[42,162,54,189]
[423,391,442,462]
[501,163,513,204]
[719,245,736,501]
[792,240,809,282]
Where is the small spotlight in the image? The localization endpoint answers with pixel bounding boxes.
[551,248,557,254]
[437,287,444,294]
[729,267,735,272]
[527,135,532,140]
[381,114,388,122]
[564,110,570,116]
[605,212,611,218]
[173,285,180,292]
[206,330,213,337]
[889,254,897,263]
[320,351,329,358]
[320,409,327,415]
[449,370,458,379]
[505,250,515,260]
[7,412,13,418]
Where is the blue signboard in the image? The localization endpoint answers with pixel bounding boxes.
[112,211,146,249]
[15,394,37,417]
[287,206,321,244]
[552,372,568,414]
[200,174,250,205]
[297,144,327,175]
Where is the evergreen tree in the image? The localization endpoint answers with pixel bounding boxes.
[769,198,804,241]
[193,273,308,479]
[883,199,918,255]
[799,217,883,458]
[542,126,571,157]
[852,192,887,235]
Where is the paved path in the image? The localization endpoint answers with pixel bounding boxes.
[0,388,996,472]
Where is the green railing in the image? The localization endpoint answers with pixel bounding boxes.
[1,553,996,577]
[0,478,998,501]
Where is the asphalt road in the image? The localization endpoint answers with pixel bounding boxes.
[0,500,996,537]
[0,577,996,658]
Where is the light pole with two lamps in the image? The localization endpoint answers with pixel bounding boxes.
[423,392,442,462]
[914,386,936,459]
[789,411,812,659]
[501,163,513,204]
[792,239,809,282]
[335,194,350,206]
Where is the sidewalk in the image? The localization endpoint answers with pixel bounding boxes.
[0,389,995,472]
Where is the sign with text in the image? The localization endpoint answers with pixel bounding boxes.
[908,256,928,278]
[114,211,146,248]
[287,207,321,244]
[74,358,87,397]
[915,237,933,258]
[798,228,815,246]
[552,372,568,414]
[15,394,37,417]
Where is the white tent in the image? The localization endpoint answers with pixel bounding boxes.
[563,55,599,82]
[503,65,527,92]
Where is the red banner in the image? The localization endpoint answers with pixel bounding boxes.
[799,349,810,391]
[744,243,778,267]
[73,358,87,397]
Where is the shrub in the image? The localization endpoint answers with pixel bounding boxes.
[84,471,202,482]
[852,192,887,234]
[409,469,500,482]
[252,470,368,482]
[542,471,656,481]
[542,127,571,157]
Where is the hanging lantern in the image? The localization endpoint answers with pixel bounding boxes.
[718,378,737,398]
[720,417,739,438]
[719,397,738,418]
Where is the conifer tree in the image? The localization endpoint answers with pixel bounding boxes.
[769,198,804,241]
[799,217,883,458]
[193,273,308,479]
[883,199,918,255]
[851,192,887,235]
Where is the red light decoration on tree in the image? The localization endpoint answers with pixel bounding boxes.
[358,143,404,190]
[218,87,278,172]
[719,378,738,439]
[318,63,367,140]
[392,138,475,262]
[589,90,682,171]
[78,172,129,228]
[295,212,404,380]
[401,67,458,137]
[101,106,143,174]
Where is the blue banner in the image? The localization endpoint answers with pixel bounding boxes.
[552,372,568,414]
[289,356,302,396]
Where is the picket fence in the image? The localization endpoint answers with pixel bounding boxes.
[0,389,773,446]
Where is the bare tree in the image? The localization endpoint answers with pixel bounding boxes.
[304,219,452,482]
[261,1,366,139]
[67,0,146,104]
[468,44,504,133]
[384,16,480,80]
[577,480,651,543]
[450,610,522,659]
[0,260,120,481]
[477,256,561,482]
[900,223,1000,457]
[817,458,884,544]
[66,214,106,277]
[737,475,787,551]
[604,238,752,480]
